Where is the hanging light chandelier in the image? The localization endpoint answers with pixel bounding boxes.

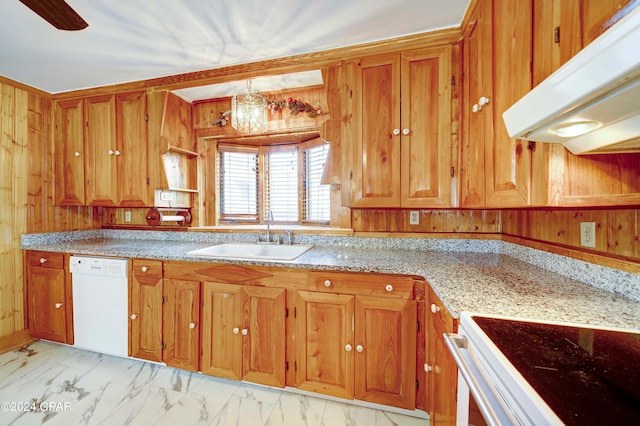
[231,80,268,134]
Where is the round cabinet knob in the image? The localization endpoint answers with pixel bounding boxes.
[479,96,490,106]
[472,104,480,113]
[39,258,47,264]
[345,344,353,352]
[74,151,81,157]
[431,303,441,314]
[324,280,332,288]
[241,328,248,336]
[114,150,121,156]
[385,284,394,292]
[130,314,138,320]
[356,345,364,353]
[108,149,114,155]
[402,128,410,136]
[233,327,240,335]
[140,266,149,272]
[392,128,400,136]
[189,322,196,329]
[424,363,433,372]
[55,303,62,309]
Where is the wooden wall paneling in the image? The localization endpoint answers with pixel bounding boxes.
[27,93,46,234]
[608,209,640,259]
[0,83,28,337]
[582,0,639,45]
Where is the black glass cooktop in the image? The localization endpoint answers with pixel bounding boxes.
[473,316,640,426]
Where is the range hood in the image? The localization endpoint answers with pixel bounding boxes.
[503,6,640,155]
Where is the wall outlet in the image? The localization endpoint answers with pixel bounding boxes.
[124,210,132,223]
[409,211,420,225]
[580,221,596,248]
[161,191,174,201]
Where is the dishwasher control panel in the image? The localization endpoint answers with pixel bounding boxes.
[69,256,128,278]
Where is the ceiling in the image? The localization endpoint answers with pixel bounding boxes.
[1,0,470,99]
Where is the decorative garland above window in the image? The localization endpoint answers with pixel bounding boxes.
[212,96,323,128]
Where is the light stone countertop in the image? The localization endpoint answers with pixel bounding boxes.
[21,230,640,331]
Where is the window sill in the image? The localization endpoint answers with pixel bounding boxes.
[188,224,354,236]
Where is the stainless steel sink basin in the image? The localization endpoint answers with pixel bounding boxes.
[187,243,313,260]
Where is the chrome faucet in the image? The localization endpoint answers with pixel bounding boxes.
[265,210,274,243]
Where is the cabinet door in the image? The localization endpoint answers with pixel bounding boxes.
[163,279,200,371]
[401,46,453,207]
[461,2,492,207]
[485,0,533,207]
[54,99,85,206]
[355,296,416,409]
[85,95,118,206]
[201,282,243,381]
[27,266,67,343]
[295,291,355,399]
[116,91,149,207]
[129,260,163,362]
[346,54,401,207]
[242,287,286,387]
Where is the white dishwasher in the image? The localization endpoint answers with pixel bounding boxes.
[69,256,128,357]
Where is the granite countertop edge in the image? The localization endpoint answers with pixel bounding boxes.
[21,231,640,330]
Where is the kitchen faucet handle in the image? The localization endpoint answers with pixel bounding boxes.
[285,230,293,245]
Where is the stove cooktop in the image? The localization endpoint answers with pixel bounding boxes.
[473,316,640,425]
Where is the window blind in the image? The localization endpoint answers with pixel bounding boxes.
[264,148,299,222]
[303,144,330,223]
[219,148,259,220]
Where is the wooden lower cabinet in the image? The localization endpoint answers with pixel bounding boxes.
[129,259,163,362]
[427,288,458,425]
[293,290,416,409]
[201,282,286,387]
[26,251,72,344]
[163,279,200,372]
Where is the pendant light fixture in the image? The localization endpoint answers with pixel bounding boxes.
[231,80,268,134]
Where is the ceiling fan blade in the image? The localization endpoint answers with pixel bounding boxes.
[19,0,88,31]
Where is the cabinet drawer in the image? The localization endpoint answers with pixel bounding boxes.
[429,288,456,333]
[26,251,64,269]
[308,271,414,299]
[132,259,163,277]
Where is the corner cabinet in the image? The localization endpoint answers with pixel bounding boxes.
[461,0,533,208]
[25,251,73,344]
[341,45,455,208]
[426,287,458,426]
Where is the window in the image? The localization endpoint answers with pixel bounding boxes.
[217,141,330,225]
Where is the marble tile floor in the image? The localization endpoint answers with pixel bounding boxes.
[0,341,428,426]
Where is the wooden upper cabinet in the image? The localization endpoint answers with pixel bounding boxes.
[582,0,639,45]
[461,1,492,208]
[85,95,118,206]
[54,99,85,206]
[401,47,453,208]
[342,46,454,208]
[116,91,150,207]
[462,0,533,208]
[485,0,533,207]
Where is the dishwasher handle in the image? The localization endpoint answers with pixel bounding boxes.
[444,333,519,426]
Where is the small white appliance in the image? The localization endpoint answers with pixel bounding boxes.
[69,256,129,358]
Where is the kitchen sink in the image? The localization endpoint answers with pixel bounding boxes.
[186,243,313,260]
